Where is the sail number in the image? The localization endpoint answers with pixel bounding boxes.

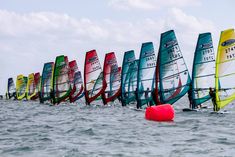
[202,48,214,61]
[168,45,181,60]
[225,46,235,60]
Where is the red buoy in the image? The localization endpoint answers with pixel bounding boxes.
[145,104,174,121]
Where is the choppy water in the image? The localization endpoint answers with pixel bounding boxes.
[0,97,235,157]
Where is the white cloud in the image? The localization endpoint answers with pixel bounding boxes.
[109,0,201,10]
[0,8,217,94]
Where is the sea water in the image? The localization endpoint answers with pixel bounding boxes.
[0,97,235,157]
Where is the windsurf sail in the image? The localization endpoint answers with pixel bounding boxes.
[16,75,27,100]
[110,66,121,101]
[26,73,36,100]
[137,42,157,109]
[32,72,41,100]
[102,52,121,104]
[69,60,84,103]
[191,33,215,109]
[126,59,139,104]
[84,50,106,104]
[215,29,235,111]
[121,50,136,106]
[7,78,16,99]
[52,55,71,104]
[40,62,54,103]
[92,72,105,101]
[158,30,191,104]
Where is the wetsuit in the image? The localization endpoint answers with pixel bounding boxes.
[209,90,217,111]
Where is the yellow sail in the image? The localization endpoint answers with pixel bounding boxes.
[16,75,27,100]
[215,29,235,111]
[26,73,36,100]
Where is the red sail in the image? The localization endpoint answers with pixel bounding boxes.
[69,60,84,103]
[84,50,106,104]
[102,52,121,104]
[31,72,40,100]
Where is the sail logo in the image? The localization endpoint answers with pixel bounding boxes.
[88,56,97,63]
[9,80,13,84]
[164,39,177,48]
[127,57,135,62]
[57,61,65,67]
[111,65,118,73]
[107,59,116,64]
[200,42,212,49]
[221,39,235,47]
[46,67,52,71]
[92,65,100,71]
[146,56,156,62]
[143,50,154,57]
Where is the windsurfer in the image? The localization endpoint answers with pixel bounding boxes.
[188,84,193,109]
[135,88,140,108]
[209,87,217,111]
[13,92,16,100]
[117,95,121,103]
[50,89,55,104]
[145,87,150,106]
[151,88,156,105]
[39,91,43,103]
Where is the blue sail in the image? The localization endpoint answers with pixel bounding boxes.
[120,50,136,105]
[191,33,215,109]
[126,59,139,104]
[158,30,191,104]
[7,78,16,99]
[137,42,157,108]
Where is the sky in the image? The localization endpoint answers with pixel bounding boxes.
[0,0,234,94]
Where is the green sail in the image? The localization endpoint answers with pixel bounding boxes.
[52,55,71,104]
[159,30,191,104]
[120,50,136,106]
[191,33,215,109]
[137,42,156,109]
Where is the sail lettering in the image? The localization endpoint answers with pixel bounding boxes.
[225,46,235,60]
[202,48,214,62]
[168,46,181,60]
